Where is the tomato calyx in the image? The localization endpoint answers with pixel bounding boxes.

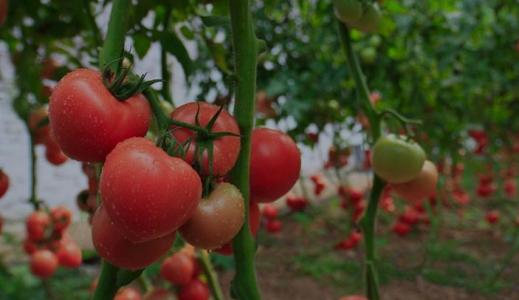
[102,63,161,101]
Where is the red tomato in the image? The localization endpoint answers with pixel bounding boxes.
[266,219,282,233]
[392,160,438,203]
[45,147,68,165]
[392,222,411,237]
[49,69,151,162]
[160,252,195,286]
[30,249,58,278]
[56,241,82,268]
[477,183,496,198]
[262,204,278,220]
[100,137,202,243]
[26,211,51,241]
[115,287,142,300]
[51,206,72,233]
[505,179,516,197]
[0,169,8,199]
[178,279,210,300]
[335,231,362,250]
[399,207,419,225]
[91,206,176,270]
[28,107,50,145]
[180,183,244,249]
[286,195,309,212]
[479,174,493,185]
[453,190,470,205]
[352,201,365,222]
[170,102,240,176]
[379,196,395,213]
[250,128,301,202]
[485,210,499,225]
[41,58,58,79]
[23,238,40,254]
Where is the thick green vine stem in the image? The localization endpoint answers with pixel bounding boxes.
[228,0,261,299]
[160,6,174,105]
[28,130,40,210]
[337,21,385,300]
[198,250,224,300]
[93,262,119,300]
[99,0,130,73]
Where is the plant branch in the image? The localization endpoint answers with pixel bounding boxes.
[99,0,130,73]
[93,262,120,300]
[160,6,174,105]
[198,250,224,300]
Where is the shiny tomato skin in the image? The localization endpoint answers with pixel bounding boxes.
[100,137,202,243]
[0,169,8,199]
[178,279,210,300]
[49,69,151,162]
[26,211,51,241]
[372,134,426,184]
[250,128,301,202]
[91,206,176,270]
[51,206,72,232]
[170,102,240,176]
[266,219,282,233]
[392,160,438,202]
[56,241,82,268]
[160,252,195,286]
[262,204,278,220]
[180,183,244,249]
[30,249,59,278]
[115,287,142,300]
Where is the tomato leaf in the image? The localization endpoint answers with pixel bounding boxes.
[200,16,230,28]
[159,31,193,78]
[133,33,151,59]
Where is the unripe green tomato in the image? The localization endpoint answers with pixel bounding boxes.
[333,0,363,23]
[350,3,382,33]
[369,35,382,47]
[372,134,426,184]
[360,47,377,64]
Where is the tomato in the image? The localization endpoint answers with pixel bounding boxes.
[360,47,377,64]
[372,134,425,184]
[115,287,142,300]
[30,249,58,278]
[505,178,516,197]
[392,222,411,237]
[352,200,365,222]
[256,91,277,118]
[26,211,51,241]
[350,3,382,33]
[45,147,68,165]
[180,183,244,249]
[0,0,7,26]
[23,238,40,254]
[49,69,151,162]
[160,252,195,286]
[286,195,309,212]
[477,183,496,198]
[178,279,210,300]
[91,206,176,270]
[335,231,362,250]
[51,206,72,233]
[56,241,82,268]
[170,102,240,176]
[28,107,50,145]
[41,58,58,80]
[379,196,395,213]
[250,128,301,202]
[144,288,176,300]
[339,296,368,300]
[398,207,419,225]
[262,204,278,220]
[0,169,8,199]
[266,219,282,234]
[485,210,499,225]
[392,160,438,202]
[333,0,362,23]
[452,190,470,206]
[100,137,202,243]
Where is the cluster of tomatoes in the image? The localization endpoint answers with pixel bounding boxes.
[324,146,350,169]
[28,107,68,165]
[47,67,301,272]
[310,174,326,196]
[468,129,489,155]
[75,163,100,221]
[24,207,82,278]
[333,0,382,33]
[262,204,282,234]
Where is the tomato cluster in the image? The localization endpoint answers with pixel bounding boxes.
[28,107,68,166]
[24,207,82,278]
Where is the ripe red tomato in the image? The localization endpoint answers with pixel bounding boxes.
[23,238,40,254]
[262,204,278,220]
[453,190,470,206]
[49,69,151,162]
[266,219,282,234]
[160,252,195,286]
[505,179,516,197]
[372,134,426,184]
[115,287,142,300]
[0,169,9,199]
[335,231,362,250]
[392,222,411,237]
[392,160,438,202]
[379,196,395,213]
[51,206,72,233]
[477,183,496,198]
[45,147,68,165]
[250,128,301,202]
[399,207,420,225]
[180,183,244,249]
[100,137,202,243]
[178,279,210,300]
[30,249,58,278]
[485,210,499,225]
[91,206,176,270]
[26,211,51,241]
[170,102,240,176]
[286,195,309,212]
[56,241,82,268]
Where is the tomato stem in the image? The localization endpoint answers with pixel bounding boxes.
[27,130,40,210]
[93,261,120,300]
[198,250,225,300]
[227,0,262,299]
[99,0,130,74]
[160,6,174,105]
[338,21,385,300]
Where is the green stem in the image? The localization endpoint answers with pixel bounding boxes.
[93,262,120,300]
[82,0,103,50]
[99,0,130,73]
[138,273,153,293]
[143,89,172,133]
[28,132,40,210]
[160,6,174,105]
[228,0,261,299]
[198,250,225,300]
[338,21,385,300]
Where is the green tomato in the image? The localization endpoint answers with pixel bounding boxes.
[333,0,362,23]
[360,47,377,64]
[372,134,426,184]
[351,3,382,33]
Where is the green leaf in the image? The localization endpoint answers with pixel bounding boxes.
[200,15,230,28]
[159,31,193,78]
[116,269,143,287]
[133,33,151,59]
